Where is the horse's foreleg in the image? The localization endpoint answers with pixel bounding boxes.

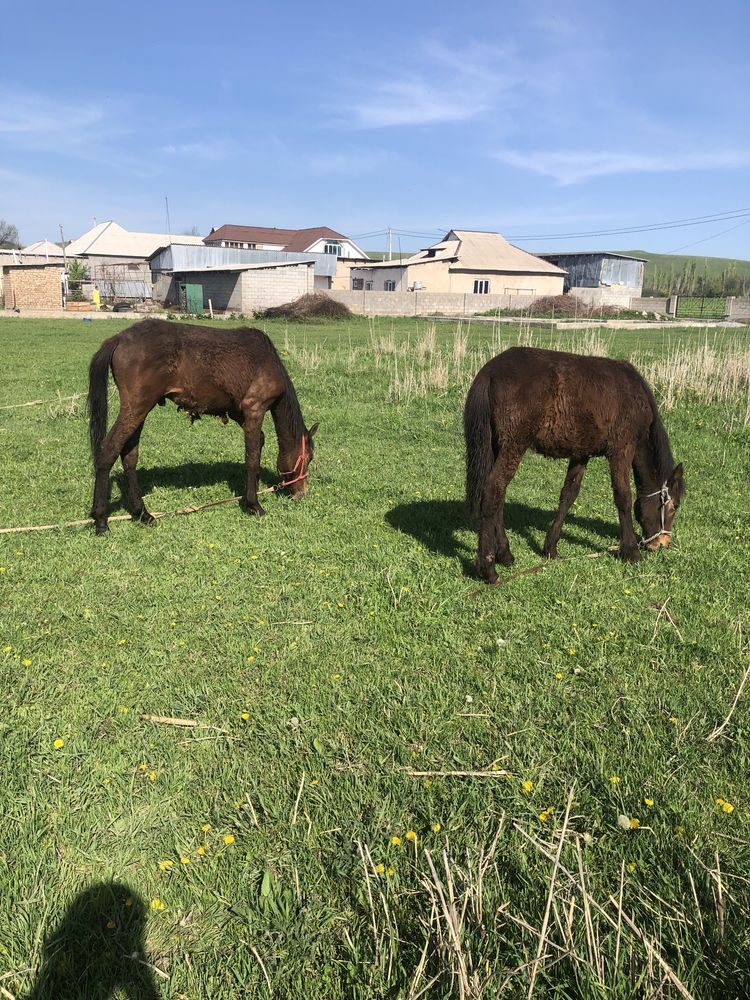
[477,450,523,583]
[544,458,589,559]
[608,451,641,562]
[120,422,155,526]
[241,412,266,517]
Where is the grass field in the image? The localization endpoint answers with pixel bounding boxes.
[1,315,749,999]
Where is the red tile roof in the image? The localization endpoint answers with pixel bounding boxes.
[204,225,348,251]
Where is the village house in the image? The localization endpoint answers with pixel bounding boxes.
[347,230,566,297]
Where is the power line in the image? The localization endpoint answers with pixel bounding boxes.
[506,208,750,243]
[667,217,750,254]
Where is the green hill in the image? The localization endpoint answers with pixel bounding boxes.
[622,250,750,297]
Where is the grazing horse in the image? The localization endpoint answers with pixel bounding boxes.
[87,319,318,535]
[464,346,684,584]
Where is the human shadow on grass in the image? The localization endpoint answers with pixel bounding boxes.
[24,882,161,1000]
[107,460,277,516]
[386,499,618,577]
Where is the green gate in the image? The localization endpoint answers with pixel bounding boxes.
[180,282,204,314]
[675,296,726,319]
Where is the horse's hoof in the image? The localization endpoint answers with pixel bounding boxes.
[249,504,266,518]
[94,522,109,536]
[133,510,156,526]
[497,550,515,567]
[618,545,642,563]
[543,544,558,560]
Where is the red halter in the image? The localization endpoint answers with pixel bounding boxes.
[277,435,308,490]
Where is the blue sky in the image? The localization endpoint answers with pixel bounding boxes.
[2,0,749,258]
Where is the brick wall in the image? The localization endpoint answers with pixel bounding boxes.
[3,264,63,310]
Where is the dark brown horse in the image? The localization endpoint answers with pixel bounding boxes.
[87,319,318,534]
[464,346,684,584]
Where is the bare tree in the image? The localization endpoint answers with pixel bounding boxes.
[0,219,20,248]
[182,226,202,237]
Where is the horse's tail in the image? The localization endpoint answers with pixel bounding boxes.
[87,336,119,460]
[464,371,495,521]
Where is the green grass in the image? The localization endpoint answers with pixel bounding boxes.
[1,315,749,998]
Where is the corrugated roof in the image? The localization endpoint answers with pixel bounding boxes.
[352,230,566,275]
[537,251,648,262]
[22,240,66,257]
[175,260,314,273]
[65,221,204,258]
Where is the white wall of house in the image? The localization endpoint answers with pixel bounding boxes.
[350,266,408,292]
[305,237,364,259]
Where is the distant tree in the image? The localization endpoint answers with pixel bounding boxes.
[0,219,20,248]
[182,226,202,237]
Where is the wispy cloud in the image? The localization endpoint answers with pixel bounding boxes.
[495,148,750,185]
[343,41,519,129]
[160,141,232,161]
[305,148,397,175]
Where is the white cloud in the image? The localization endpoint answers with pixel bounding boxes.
[160,142,231,161]
[495,148,750,185]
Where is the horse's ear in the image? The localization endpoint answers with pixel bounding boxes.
[307,422,319,439]
[668,463,685,498]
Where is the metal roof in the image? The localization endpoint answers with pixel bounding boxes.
[537,251,648,262]
[173,260,314,273]
[151,243,337,277]
[65,221,204,258]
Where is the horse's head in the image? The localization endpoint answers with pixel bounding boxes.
[635,464,685,550]
[278,422,318,498]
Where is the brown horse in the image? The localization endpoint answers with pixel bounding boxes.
[87,319,318,534]
[464,346,684,583]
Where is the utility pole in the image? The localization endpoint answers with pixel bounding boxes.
[59,224,67,268]
[387,226,392,261]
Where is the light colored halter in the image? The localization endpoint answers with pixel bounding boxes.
[639,483,673,546]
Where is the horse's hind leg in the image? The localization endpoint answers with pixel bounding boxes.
[543,458,589,559]
[121,421,155,526]
[91,410,150,534]
[477,449,524,583]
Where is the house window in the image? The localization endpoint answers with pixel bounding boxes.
[473,280,490,294]
[365,280,373,291]
[324,240,342,255]
[384,280,396,291]
[352,278,364,290]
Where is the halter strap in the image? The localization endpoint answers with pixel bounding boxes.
[639,482,673,546]
[277,435,308,489]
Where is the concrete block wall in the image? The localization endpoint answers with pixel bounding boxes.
[2,265,63,310]
[728,298,750,320]
[327,289,536,316]
[242,264,313,312]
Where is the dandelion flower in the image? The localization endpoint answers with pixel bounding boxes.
[668,716,678,725]
[387,867,395,876]
[310,778,319,786]
[644,798,654,807]
[720,800,735,814]
[150,899,165,911]
[22,658,32,666]
[117,639,126,646]
[118,706,129,714]
[555,672,563,679]
[538,809,551,823]
[522,780,533,794]
[2,646,11,654]
[53,738,64,749]
[180,856,191,865]
[629,817,641,829]
[201,823,211,832]
[390,836,402,846]
[197,846,207,856]
[627,862,637,873]
[240,712,250,721]
[125,897,133,907]
[148,771,157,782]
[223,834,235,846]
[432,822,441,833]
[106,920,116,929]
[374,863,385,875]
[158,860,173,870]
[405,831,417,843]
[609,775,621,784]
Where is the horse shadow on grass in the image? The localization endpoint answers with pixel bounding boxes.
[108,460,277,516]
[386,499,618,577]
[24,882,161,999]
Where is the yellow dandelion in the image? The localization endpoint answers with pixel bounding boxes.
[609,775,621,784]
[150,899,165,911]
[118,706,129,714]
[387,867,395,876]
[240,712,250,721]
[22,658,32,667]
[117,639,126,645]
[522,779,534,794]
[538,810,551,823]
[390,836,402,846]
[374,863,385,875]
[201,823,211,832]
[180,856,191,865]
[106,920,116,929]
[627,862,637,873]
[138,763,148,772]
[158,860,173,870]
[148,771,157,782]
[2,646,11,653]
[668,716,678,725]
[215,594,222,601]
[644,797,654,807]
[629,817,641,829]
[567,649,576,656]
[721,801,735,814]
[246,656,255,663]
[125,897,133,907]
[53,738,64,749]
[223,834,235,846]
[555,672,563,679]
[405,830,417,843]
[432,822,441,833]
[310,778,319,786]
[196,846,207,856]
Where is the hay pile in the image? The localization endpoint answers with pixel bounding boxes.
[525,295,620,317]
[260,293,352,320]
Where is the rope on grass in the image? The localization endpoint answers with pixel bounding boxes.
[0,486,278,535]
[0,392,84,411]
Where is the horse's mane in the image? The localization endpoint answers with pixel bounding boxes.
[258,330,305,439]
[641,375,674,482]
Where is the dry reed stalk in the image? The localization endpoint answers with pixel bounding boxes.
[707,623,749,741]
